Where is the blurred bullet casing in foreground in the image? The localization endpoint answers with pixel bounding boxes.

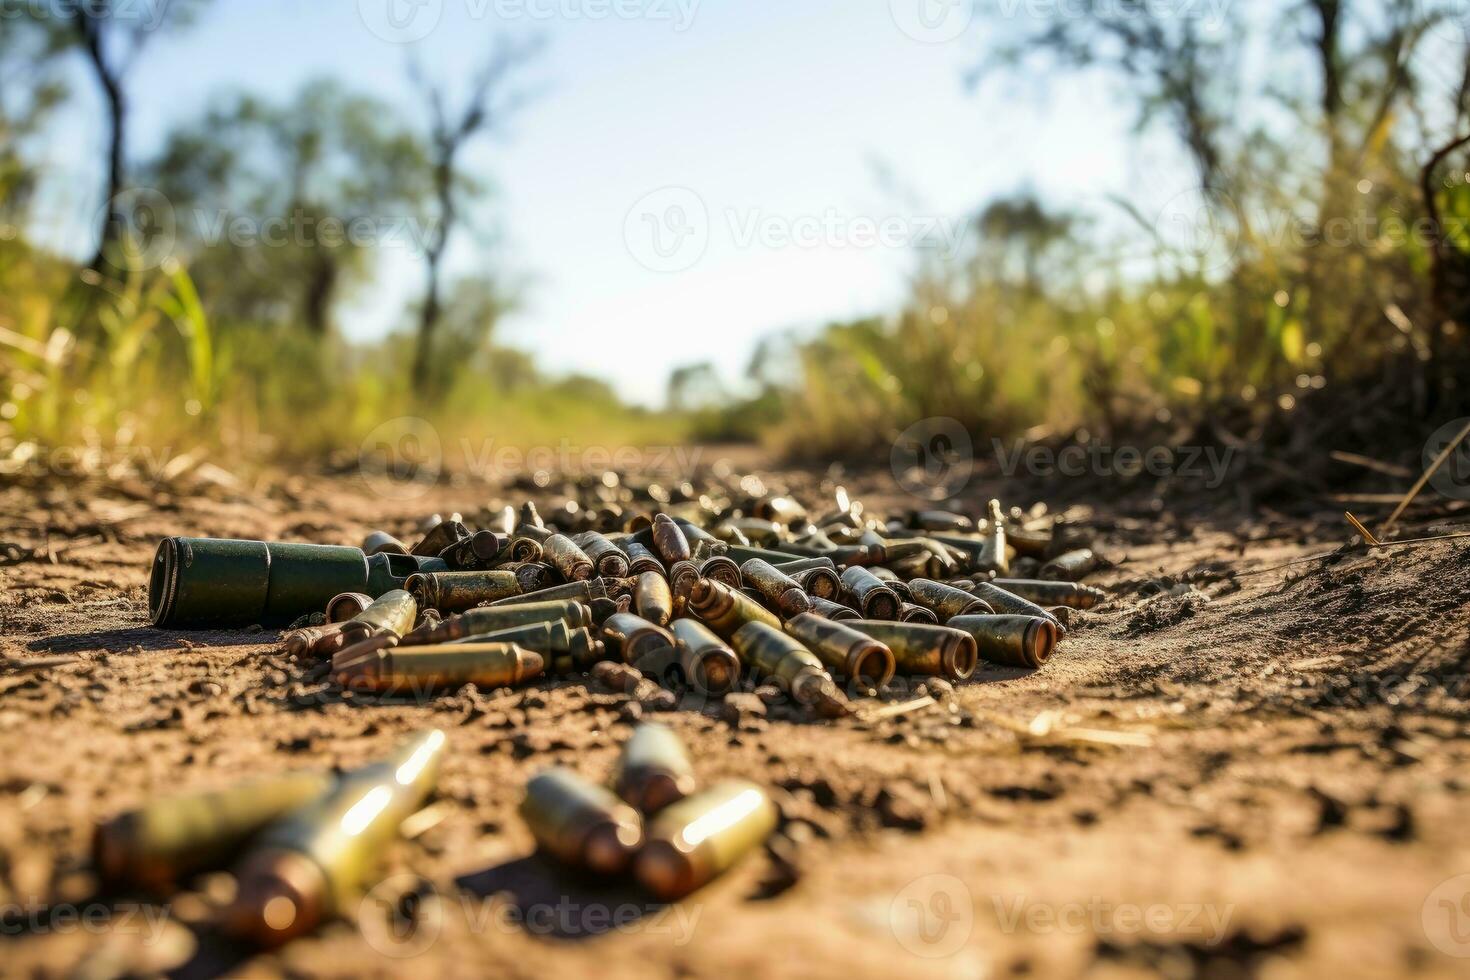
[635,781,777,900]
[521,768,644,874]
[612,724,697,814]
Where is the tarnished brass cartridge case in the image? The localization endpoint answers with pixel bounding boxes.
[722,519,782,547]
[840,566,902,620]
[778,562,841,601]
[687,579,782,639]
[906,579,993,622]
[1006,525,1052,559]
[283,622,346,658]
[543,534,594,582]
[1040,548,1101,582]
[909,510,973,532]
[625,541,665,577]
[602,612,677,664]
[968,581,1065,633]
[510,523,551,563]
[361,531,409,557]
[784,612,895,689]
[844,621,978,681]
[898,602,940,625]
[416,600,591,643]
[466,621,605,672]
[575,532,631,579]
[325,592,373,624]
[672,519,727,560]
[979,499,1009,574]
[730,621,831,704]
[946,615,1058,669]
[635,781,778,900]
[990,579,1105,610]
[696,555,743,591]
[634,571,674,627]
[666,560,701,609]
[739,558,812,619]
[412,520,469,558]
[93,770,334,893]
[650,514,692,564]
[340,589,418,645]
[438,530,507,571]
[226,730,446,946]
[669,617,741,695]
[521,768,643,874]
[612,724,697,814]
[334,643,544,693]
[807,595,860,621]
[407,570,522,613]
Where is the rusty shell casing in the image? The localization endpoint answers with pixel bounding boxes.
[93,769,335,894]
[807,595,861,622]
[284,622,346,658]
[601,612,676,664]
[437,530,507,571]
[840,566,902,620]
[500,561,557,594]
[407,570,522,613]
[777,562,841,601]
[335,643,544,694]
[521,768,644,874]
[635,781,778,900]
[977,500,1009,575]
[730,621,831,704]
[906,579,994,622]
[1040,548,1101,582]
[739,559,812,619]
[669,617,741,695]
[325,592,373,624]
[784,612,896,689]
[509,524,551,563]
[361,531,409,557]
[945,615,1058,670]
[590,660,650,696]
[990,579,1105,610]
[420,600,591,643]
[634,571,674,627]
[625,541,665,576]
[696,555,743,591]
[225,730,446,947]
[542,534,594,582]
[674,522,727,562]
[411,520,470,558]
[650,514,692,564]
[666,561,701,610]
[898,602,940,625]
[612,724,697,814]
[967,581,1065,633]
[339,589,418,644]
[844,620,978,682]
[687,578,782,640]
[575,532,632,579]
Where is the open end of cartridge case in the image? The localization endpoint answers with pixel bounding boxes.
[849,644,897,690]
[227,848,328,947]
[946,639,978,681]
[148,538,179,626]
[687,650,740,695]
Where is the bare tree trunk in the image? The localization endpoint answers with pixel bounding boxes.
[412,158,455,396]
[76,17,127,273]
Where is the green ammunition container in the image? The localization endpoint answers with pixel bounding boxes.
[407,570,522,613]
[669,618,741,695]
[845,620,978,681]
[520,768,643,874]
[148,537,449,629]
[635,781,777,900]
[686,579,782,639]
[612,724,697,814]
[990,579,1105,610]
[946,615,1058,669]
[739,559,812,619]
[226,730,447,946]
[601,612,676,664]
[906,579,993,622]
[339,590,417,644]
[839,566,902,620]
[334,643,544,693]
[634,571,675,627]
[784,612,895,689]
[94,770,334,893]
[730,621,831,704]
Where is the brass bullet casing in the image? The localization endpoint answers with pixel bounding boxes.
[339,589,418,646]
[730,621,831,705]
[807,595,860,622]
[906,579,993,622]
[501,561,557,594]
[650,514,692,564]
[612,724,697,814]
[625,541,665,577]
[686,579,782,640]
[465,621,606,673]
[968,581,1065,634]
[844,621,978,682]
[784,612,896,689]
[669,617,742,695]
[510,524,552,563]
[722,544,805,566]
[909,510,973,532]
[407,570,522,613]
[635,781,778,900]
[283,622,346,658]
[226,730,447,947]
[415,600,592,643]
[412,520,470,558]
[990,579,1105,610]
[1040,548,1101,582]
[334,643,544,693]
[739,559,812,619]
[493,505,517,536]
[362,531,409,557]
[978,500,1009,575]
[325,592,373,624]
[521,768,643,874]
[634,571,674,627]
[93,770,334,894]
[666,561,701,612]
[671,518,727,561]
[696,555,743,591]
[754,494,807,527]
[601,612,676,664]
[542,534,594,582]
[437,530,507,571]
[840,567,902,620]
[774,560,841,601]
[722,520,782,547]
[898,602,940,625]
[574,532,632,579]
[946,615,1058,670]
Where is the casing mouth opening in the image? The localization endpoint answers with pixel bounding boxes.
[148,538,179,626]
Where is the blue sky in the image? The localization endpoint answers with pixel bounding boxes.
[25,0,1200,404]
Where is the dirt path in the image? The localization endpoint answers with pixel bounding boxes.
[2,458,1469,979]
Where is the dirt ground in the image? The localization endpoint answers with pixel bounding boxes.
[2,451,1470,980]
